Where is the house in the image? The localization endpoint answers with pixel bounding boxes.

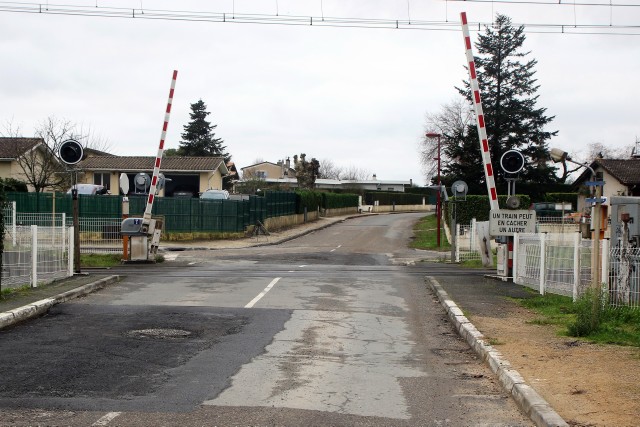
[76,156,229,197]
[0,137,65,192]
[572,154,640,226]
[239,175,411,192]
[242,158,296,180]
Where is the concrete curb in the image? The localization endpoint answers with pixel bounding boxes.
[0,275,120,331]
[427,276,568,427]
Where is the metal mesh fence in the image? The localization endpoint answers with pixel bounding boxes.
[608,247,640,309]
[455,223,481,262]
[65,217,123,254]
[2,225,69,289]
[515,233,542,291]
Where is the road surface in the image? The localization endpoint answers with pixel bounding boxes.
[0,213,531,426]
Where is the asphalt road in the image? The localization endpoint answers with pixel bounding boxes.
[0,213,532,426]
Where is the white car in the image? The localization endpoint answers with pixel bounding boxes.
[200,189,229,200]
[67,184,110,195]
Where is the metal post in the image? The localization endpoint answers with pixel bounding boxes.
[72,182,80,275]
[573,232,580,302]
[513,232,519,283]
[451,202,456,262]
[68,226,74,278]
[122,196,129,261]
[601,238,610,291]
[539,233,546,295]
[455,223,460,262]
[592,182,602,289]
[437,135,441,246]
[426,133,442,246]
[11,201,16,247]
[31,225,37,288]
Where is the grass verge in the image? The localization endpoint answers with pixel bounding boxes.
[410,214,450,251]
[515,288,640,347]
[80,253,123,268]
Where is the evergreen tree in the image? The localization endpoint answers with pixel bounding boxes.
[178,100,230,161]
[431,15,559,196]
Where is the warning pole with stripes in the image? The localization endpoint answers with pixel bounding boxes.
[143,70,178,227]
[460,12,499,212]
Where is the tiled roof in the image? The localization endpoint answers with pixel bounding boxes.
[0,137,43,159]
[596,158,640,185]
[78,156,226,172]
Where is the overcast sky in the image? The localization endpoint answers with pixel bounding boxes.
[1,0,639,185]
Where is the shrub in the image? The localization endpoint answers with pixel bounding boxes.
[568,288,606,337]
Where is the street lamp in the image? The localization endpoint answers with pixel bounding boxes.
[550,147,602,289]
[426,132,442,247]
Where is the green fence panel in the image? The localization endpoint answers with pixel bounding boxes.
[7,191,270,234]
[78,194,121,218]
[265,191,296,218]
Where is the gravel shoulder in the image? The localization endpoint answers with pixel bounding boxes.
[434,274,640,427]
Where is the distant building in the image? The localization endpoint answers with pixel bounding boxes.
[241,158,296,180]
[572,143,640,222]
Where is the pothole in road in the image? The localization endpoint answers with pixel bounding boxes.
[126,328,193,340]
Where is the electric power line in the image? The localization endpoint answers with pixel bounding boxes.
[0,1,639,35]
[446,0,640,7]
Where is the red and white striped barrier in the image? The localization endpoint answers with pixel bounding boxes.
[143,70,178,226]
[460,12,499,212]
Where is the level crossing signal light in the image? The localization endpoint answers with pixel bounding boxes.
[59,139,84,165]
[500,150,525,175]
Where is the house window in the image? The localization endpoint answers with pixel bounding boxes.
[256,170,267,179]
[93,172,110,190]
[596,171,604,181]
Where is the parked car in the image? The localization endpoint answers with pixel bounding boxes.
[67,184,109,195]
[200,189,229,200]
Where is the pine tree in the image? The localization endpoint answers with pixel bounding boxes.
[178,100,230,161]
[437,15,559,196]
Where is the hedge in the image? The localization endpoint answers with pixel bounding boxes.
[445,194,532,225]
[295,190,323,214]
[322,192,359,209]
[364,191,425,206]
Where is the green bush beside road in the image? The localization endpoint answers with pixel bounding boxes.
[516,289,640,347]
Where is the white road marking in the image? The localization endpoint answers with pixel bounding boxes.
[245,277,281,308]
[329,245,342,252]
[92,412,121,426]
[188,261,197,265]
[298,265,307,268]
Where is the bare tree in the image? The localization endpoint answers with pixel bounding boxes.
[318,158,343,180]
[76,123,113,153]
[419,99,473,184]
[580,142,634,161]
[2,117,110,192]
[341,165,370,181]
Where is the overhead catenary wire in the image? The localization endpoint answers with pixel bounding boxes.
[446,0,640,6]
[0,1,639,35]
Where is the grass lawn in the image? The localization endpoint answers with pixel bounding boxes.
[514,288,640,347]
[80,253,124,268]
[410,214,450,251]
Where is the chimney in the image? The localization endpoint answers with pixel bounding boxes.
[372,174,377,180]
[286,157,290,169]
[633,139,640,158]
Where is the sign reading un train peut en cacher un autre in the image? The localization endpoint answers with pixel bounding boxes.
[489,209,537,236]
